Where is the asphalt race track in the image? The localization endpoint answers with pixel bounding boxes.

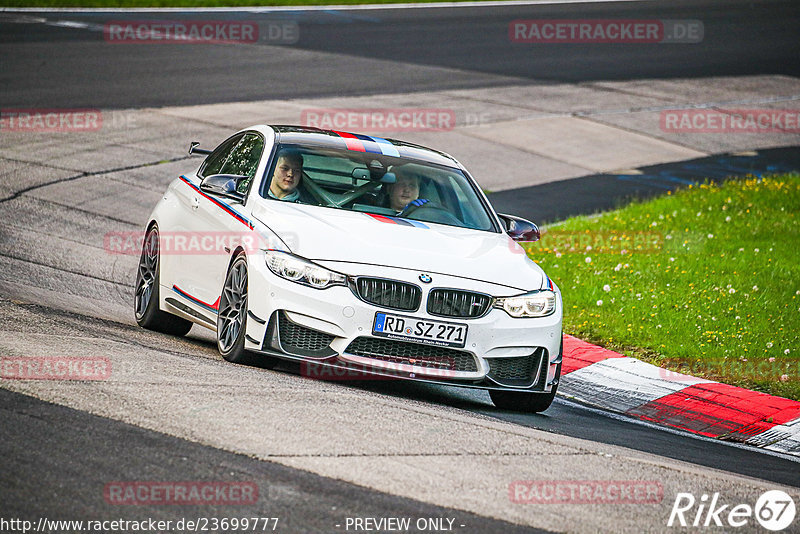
[0,0,798,108]
[1,1,800,532]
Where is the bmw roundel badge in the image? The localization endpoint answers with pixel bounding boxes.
[419,274,432,283]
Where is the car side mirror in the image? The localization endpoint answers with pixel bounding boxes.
[200,174,248,202]
[498,213,540,242]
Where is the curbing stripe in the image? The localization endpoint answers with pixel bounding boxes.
[561,334,625,374]
[627,383,800,439]
[560,357,709,413]
[560,335,800,456]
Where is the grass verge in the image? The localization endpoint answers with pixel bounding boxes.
[525,174,800,400]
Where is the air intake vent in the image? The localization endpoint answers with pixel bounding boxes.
[427,289,491,318]
[354,277,421,311]
[487,348,547,387]
[345,337,478,372]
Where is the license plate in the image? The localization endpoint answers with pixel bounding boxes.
[372,312,467,348]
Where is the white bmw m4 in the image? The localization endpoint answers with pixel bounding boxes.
[135,125,563,412]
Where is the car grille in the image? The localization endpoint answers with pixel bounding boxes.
[345,337,478,372]
[278,312,336,353]
[427,288,492,318]
[487,348,547,387]
[354,277,421,311]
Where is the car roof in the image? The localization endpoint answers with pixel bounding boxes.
[264,125,460,168]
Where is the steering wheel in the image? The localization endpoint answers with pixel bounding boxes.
[398,199,462,226]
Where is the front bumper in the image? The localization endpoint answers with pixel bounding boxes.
[244,258,562,392]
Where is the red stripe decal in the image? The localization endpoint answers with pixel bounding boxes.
[626,382,800,440]
[368,213,399,225]
[561,334,626,375]
[333,131,367,152]
[179,176,252,229]
[174,284,220,311]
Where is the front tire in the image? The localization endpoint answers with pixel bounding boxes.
[489,383,558,413]
[217,254,253,364]
[134,225,193,336]
[489,360,562,413]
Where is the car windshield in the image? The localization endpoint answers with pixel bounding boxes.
[260,143,497,231]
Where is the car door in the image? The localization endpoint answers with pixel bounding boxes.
[181,132,266,319]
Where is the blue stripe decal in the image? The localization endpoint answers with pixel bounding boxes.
[350,133,383,155]
[383,215,428,229]
[172,286,219,314]
[403,219,429,229]
[368,136,401,157]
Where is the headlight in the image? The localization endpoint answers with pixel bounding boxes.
[265,250,346,289]
[494,290,556,318]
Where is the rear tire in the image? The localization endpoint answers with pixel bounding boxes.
[134,225,193,336]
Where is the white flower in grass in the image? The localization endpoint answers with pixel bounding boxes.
[785,349,791,355]
[729,288,736,294]
[614,263,622,272]
[707,233,714,239]
[603,284,611,292]
[766,342,773,348]
[585,257,592,264]
[596,300,603,306]
[725,216,731,222]
[752,285,758,291]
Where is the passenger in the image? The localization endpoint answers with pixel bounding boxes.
[268,152,314,204]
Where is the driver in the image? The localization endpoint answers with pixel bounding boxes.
[385,171,424,213]
[268,152,314,204]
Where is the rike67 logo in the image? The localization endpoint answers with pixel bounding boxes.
[668,490,796,531]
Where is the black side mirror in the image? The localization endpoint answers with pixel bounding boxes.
[189,141,212,156]
[498,213,540,242]
[200,174,248,202]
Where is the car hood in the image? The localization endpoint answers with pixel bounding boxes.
[251,201,545,292]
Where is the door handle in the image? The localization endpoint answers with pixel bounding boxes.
[191,196,200,209]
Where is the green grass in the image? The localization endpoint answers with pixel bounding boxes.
[524,174,800,400]
[4,0,478,6]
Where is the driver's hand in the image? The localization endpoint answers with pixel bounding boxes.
[404,198,429,210]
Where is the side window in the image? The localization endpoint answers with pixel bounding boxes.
[219,133,265,193]
[198,134,244,179]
